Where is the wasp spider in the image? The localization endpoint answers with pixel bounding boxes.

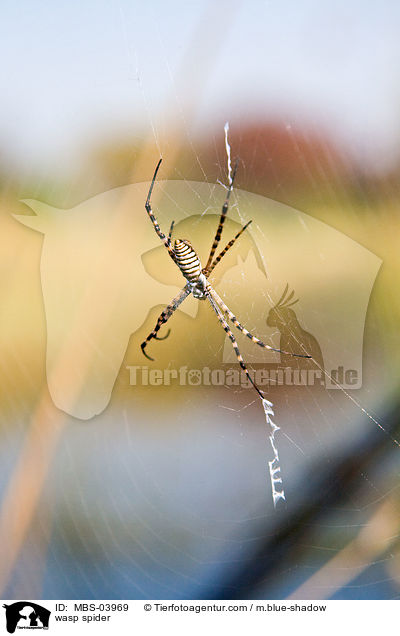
[141,159,311,398]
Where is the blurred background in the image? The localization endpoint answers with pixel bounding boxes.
[0,0,400,600]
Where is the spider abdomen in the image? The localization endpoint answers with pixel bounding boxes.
[174,239,202,282]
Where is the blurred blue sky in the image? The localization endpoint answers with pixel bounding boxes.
[1,0,400,175]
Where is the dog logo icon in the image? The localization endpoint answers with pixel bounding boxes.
[2,602,51,633]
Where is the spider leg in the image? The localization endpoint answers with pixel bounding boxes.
[203,158,239,273]
[208,287,312,359]
[206,292,264,399]
[145,159,178,264]
[167,220,175,246]
[141,284,191,361]
[154,329,171,341]
[204,220,252,276]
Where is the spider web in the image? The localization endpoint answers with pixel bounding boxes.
[17,134,394,601]
[1,0,399,604]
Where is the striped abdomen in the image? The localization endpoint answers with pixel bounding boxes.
[174,239,202,282]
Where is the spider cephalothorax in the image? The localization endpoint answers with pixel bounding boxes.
[141,158,311,398]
